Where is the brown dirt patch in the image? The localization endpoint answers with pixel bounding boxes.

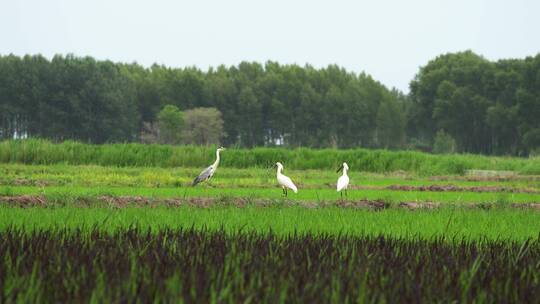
[333,199,388,210]
[511,203,540,210]
[386,184,540,193]
[0,195,389,209]
[430,175,540,182]
[345,185,383,191]
[0,195,47,207]
[98,196,222,208]
[324,183,379,190]
[399,201,440,210]
[1,195,540,211]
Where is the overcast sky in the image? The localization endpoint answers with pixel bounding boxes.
[1,0,539,92]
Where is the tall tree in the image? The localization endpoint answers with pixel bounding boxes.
[376,99,405,149]
[182,107,224,145]
[157,105,184,144]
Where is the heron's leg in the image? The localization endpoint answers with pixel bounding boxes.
[285,188,288,197]
[207,175,215,188]
[282,187,286,196]
[345,189,348,199]
[340,191,343,200]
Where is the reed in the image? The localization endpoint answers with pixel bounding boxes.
[1,139,539,175]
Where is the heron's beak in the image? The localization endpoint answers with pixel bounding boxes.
[336,165,343,173]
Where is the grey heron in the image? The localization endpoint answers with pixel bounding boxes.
[192,147,226,186]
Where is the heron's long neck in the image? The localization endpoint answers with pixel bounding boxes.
[212,150,221,168]
[342,168,348,176]
[276,167,283,176]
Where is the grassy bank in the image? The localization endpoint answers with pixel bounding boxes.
[1,139,539,175]
[2,163,539,189]
[2,185,540,204]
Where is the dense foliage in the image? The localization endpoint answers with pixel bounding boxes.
[409,51,540,155]
[1,228,539,302]
[0,55,139,143]
[1,51,539,154]
[0,54,403,148]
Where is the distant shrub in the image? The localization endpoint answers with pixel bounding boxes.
[433,130,456,154]
[407,138,432,153]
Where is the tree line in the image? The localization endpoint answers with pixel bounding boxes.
[0,54,406,149]
[0,51,538,155]
[408,51,540,156]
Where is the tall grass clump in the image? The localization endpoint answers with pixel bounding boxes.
[1,139,539,175]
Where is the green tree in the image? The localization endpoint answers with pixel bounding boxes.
[5,52,540,154]
[182,107,224,145]
[486,102,519,154]
[237,86,263,147]
[376,99,405,149]
[433,130,456,154]
[157,105,184,144]
[409,51,497,154]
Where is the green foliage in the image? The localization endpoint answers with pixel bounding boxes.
[182,107,224,145]
[157,105,183,144]
[523,128,540,150]
[408,51,540,155]
[529,148,540,158]
[0,55,402,149]
[0,54,139,143]
[520,161,540,175]
[2,52,539,155]
[376,98,406,149]
[2,139,540,174]
[5,162,539,191]
[433,130,457,154]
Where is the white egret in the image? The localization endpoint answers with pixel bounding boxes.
[192,147,226,186]
[336,162,350,199]
[275,162,298,196]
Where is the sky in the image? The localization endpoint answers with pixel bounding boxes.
[1,0,539,92]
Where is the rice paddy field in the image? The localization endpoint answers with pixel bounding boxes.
[1,140,540,302]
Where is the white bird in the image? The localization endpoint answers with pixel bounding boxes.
[192,147,226,186]
[336,162,350,199]
[275,162,298,196]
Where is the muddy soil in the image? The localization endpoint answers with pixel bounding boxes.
[430,175,540,182]
[1,195,540,210]
[385,184,540,193]
[0,195,47,207]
